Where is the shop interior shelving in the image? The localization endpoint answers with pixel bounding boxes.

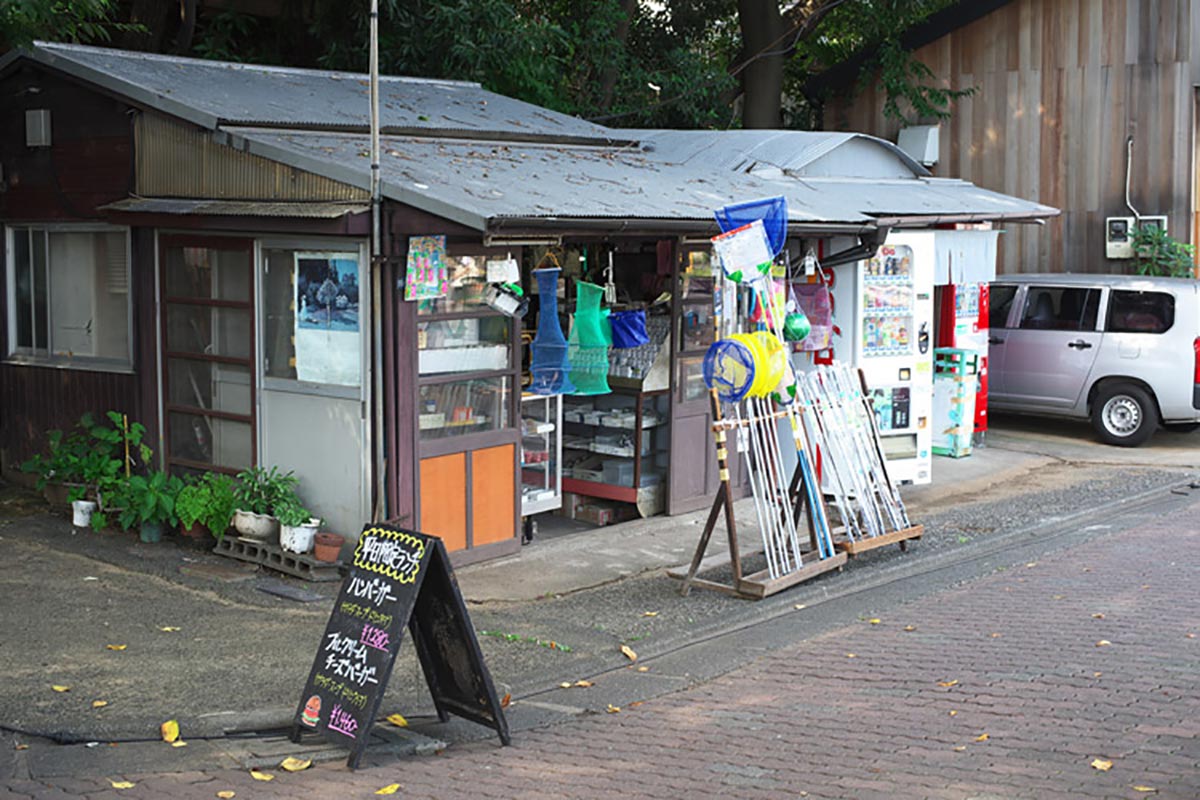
[520,392,562,517]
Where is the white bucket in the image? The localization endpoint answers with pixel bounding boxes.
[72,499,98,528]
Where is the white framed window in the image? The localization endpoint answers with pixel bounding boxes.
[5,224,132,370]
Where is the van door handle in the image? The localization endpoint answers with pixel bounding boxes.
[988,337,1004,345]
[1068,340,1093,350]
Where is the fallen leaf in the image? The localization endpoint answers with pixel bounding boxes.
[110,781,136,789]
[559,682,572,689]
[573,680,593,688]
[1025,562,1038,568]
[92,700,108,709]
[793,604,807,610]
[1090,758,1113,771]
[1132,786,1157,793]
[500,693,511,708]
[51,685,70,693]
[952,746,967,752]
[903,625,917,632]
[1094,672,1103,678]
[1096,640,1111,647]
[948,710,958,717]
[160,626,181,632]
[386,713,408,727]
[1092,613,1106,620]
[14,744,29,750]
[938,680,959,688]
[642,611,659,617]
[620,645,638,662]
[629,701,643,707]
[1053,595,1065,600]
[990,633,1002,638]
[376,785,402,796]
[975,733,989,742]
[280,756,312,772]
[105,644,127,651]
[83,576,99,581]
[637,666,649,672]
[1186,633,1195,639]
[845,653,857,658]
[171,740,187,748]
[217,792,235,799]
[605,704,620,713]
[250,771,274,782]
[161,719,180,743]
[868,618,881,625]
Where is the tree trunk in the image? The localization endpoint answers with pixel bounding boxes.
[597,0,637,113]
[174,0,198,54]
[737,0,785,129]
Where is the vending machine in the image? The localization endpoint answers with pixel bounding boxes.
[827,231,936,485]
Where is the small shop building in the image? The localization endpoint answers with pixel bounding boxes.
[0,43,1055,564]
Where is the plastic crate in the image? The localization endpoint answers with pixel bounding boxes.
[934,347,980,378]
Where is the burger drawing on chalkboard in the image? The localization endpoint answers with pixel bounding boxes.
[302,695,321,727]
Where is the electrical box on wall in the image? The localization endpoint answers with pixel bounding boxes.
[1105,215,1168,259]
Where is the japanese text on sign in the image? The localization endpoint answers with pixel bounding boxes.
[353,528,426,583]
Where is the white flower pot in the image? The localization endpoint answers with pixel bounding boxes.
[233,509,279,540]
[71,499,98,528]
[280,519,320,554]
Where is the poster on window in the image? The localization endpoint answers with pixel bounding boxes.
[295,253,361,386]
[404,235,449,301]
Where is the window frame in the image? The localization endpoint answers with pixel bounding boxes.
[1105,289,1176,335]
[4,223,134,373]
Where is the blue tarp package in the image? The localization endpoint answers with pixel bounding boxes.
[609,309,649,349]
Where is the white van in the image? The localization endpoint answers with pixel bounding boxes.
[988,274,1200,446]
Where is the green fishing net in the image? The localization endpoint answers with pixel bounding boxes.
[568,281,611,395]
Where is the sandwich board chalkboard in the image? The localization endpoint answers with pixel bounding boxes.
[290,524,510,769]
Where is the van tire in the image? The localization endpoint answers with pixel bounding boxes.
[1091,382,1157,447]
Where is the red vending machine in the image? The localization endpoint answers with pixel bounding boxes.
[936,283,989,435]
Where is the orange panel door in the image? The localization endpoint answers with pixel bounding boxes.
[419,453,467,552]
[471,444,516,546]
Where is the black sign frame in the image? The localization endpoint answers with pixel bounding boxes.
[290,525,510,769]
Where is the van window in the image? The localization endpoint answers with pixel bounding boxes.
[1106,290,1174,334]
[1018,287,1100,331]
[989,285,1017,329]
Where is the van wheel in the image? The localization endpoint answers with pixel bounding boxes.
[1091,383,1157,447]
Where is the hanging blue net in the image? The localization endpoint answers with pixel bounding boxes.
[702,339,757,404]
[714,196,788,257]
[529,268,574,395]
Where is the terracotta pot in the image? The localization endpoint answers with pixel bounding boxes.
[313,532,343,563]
[178,521,213,550]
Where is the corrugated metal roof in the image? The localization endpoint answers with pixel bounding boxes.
[99,198,369,218]
[11,42,618,144]
[224,128,1056,232]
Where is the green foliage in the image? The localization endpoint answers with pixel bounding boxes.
[274,497,314,528]
[21,411,153,503]
[176,472,238,539]
[235,465,299,516]
[109,470,183,530]
[0,0,142,51]
[874,39,975,125]
[1132,224,1196,278]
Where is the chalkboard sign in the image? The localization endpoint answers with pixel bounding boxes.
[291,524,510,769]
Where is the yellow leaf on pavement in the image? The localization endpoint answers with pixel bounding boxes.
[868,618,881,625]
[845,653,857,659]
[386,713,408,727]
[642,611,659,617]
[559,682,571,689]
[217,792,236,799]
[160,626,181,632]
[637,666,649,672]
[376,784,402,795]
[948,710,958,717]
[573,680,593,688]
[14,744,29,751]
[975,733,989,742]
[110,781,136,789]
[171,740,187,748]
[1091,758,1113,771]
[620,645,638,662]
[1025,562,1038,568]
[793,604,807,610]
[952,746,966,752]
[937,680,959,688]
[605,704,620,713]
[903,625,917,632]
[1132,786,1157,793]
[250,771,274,782]
[92,700,108,709]
[1096,640,1111,647]
[500,693,511,708]
[1092,613,1105,619]
[280,756,312,772]
[161,719,180,743]
[51,685,70,693]
[105,644,127,651]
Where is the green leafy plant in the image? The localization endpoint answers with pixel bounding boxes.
[176,472,238,540]
[21,411,153,503]
[1131,224,1196,278]
[110,470,183,531]
[274,497,315,528]
[235,466,299,516]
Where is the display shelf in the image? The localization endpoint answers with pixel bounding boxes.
[520,393,562,517]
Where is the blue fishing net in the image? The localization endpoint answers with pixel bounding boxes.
[714,196,788,257]
[529,268,574,395]
[703,339,756,404]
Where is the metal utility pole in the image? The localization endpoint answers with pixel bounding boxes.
[370,0,381,255]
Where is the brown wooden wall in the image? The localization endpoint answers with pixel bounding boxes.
[825,0,1199,275]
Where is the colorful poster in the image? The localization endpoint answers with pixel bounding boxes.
[405,235,448,301]
[295,253,361,386]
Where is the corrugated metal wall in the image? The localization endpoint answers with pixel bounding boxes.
[135,112,368,202]
[825,0,1197,276]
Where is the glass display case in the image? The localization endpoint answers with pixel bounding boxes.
[418,376,511,440]
[520,393,562,517]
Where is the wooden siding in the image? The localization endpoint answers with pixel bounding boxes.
[825,0,1197,275]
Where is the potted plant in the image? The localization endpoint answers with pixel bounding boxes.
[114,470,183,543]
[176,472,238,547]
[232,466,298,540]
[276,498,319,554]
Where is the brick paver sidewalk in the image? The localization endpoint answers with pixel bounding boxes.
[7,500,1199,799]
